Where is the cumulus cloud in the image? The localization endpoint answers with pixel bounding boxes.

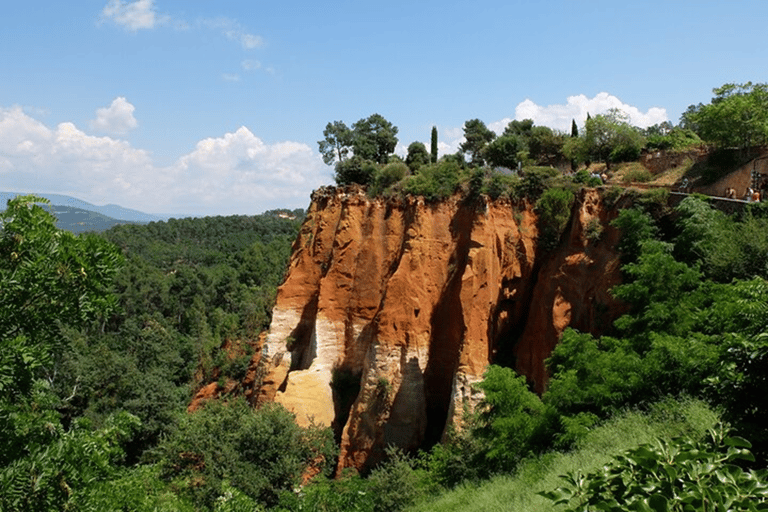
[504,93,668,132]
[0,107,331,215]
[442,93,669,158]
[89,97,138,134]
[100,0,164,31]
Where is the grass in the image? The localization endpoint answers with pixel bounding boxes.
[407,397,720,512]
[649,157,695,187]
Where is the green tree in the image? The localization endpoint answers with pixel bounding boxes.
[483,134,524,169]
[430,125,438,163]
[474,366,550,471]
[156,399,335,508]
[583,109,645,166]
[460,119,496,167]
[351,113,399,164]
[682,82,768,151]
[405,141,430,172]
[318,120,353,165]
[334,155,377,186]
[0,195,132,511]
[571,118,578,138]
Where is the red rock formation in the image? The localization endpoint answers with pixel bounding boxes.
[258,185,624,472]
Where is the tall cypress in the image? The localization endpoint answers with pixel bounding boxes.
[571,119,578,138]
[430,126,438,163]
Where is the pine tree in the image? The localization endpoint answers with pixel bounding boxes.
[430,126,438,163]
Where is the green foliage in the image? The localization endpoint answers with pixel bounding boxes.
[645,126,702,152]
[368,447,435,512]
[351,113,399,164]
[572,169,603,187]
[483,134,524,169]
[541,426,768,512]
[431,126,438,163]
[405,141,430,172]
[683,82,768,150]
[576,109,645,166]
[0,410,140,512]
[620,166,653,183]
[460,119,496,167]
[291,469,374,511]
[411,399,720,512]
[335,155,377,186]
[474,366,551,471]
[482,171,518,200]
[512,166,560,200]
[156,399,336,509]
[610,207,658,264]
[535,187,575,252]
[674,196,768,281]
[402,160,462,201]
[318,120,354,165]
[0,196,123,388]
[369,161,409,196]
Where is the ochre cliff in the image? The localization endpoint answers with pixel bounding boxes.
[256,185,624,472]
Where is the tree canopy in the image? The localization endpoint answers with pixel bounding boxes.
[460,119,496,167]
[682,82,768,150]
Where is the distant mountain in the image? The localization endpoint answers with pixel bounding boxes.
[0,192,170,233]
[42,204,142,234]
[0,192,164,223]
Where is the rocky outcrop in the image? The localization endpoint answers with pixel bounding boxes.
[257,185,624,472]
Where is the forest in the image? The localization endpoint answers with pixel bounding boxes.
[3,82,768,511]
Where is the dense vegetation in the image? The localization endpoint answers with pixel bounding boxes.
[5,81,768,510]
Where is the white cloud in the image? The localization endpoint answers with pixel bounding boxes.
[436,93,668,160]
[0,107,330,215]
[89,97,138,134]
[202,18,264,50]
[222,73,241,82]
[241,59,261,71]
[100,0,164,31]
[504,93,668,132]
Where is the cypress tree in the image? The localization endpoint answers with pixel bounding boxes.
[430,126,438,163]
[571,119,578,138]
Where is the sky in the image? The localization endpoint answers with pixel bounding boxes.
[1,0,768,217]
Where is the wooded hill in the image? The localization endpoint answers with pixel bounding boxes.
[4,82,768,511]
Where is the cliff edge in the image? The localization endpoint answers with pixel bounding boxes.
[257,185,624,472]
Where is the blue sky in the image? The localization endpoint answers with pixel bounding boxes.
[1,0,767,216]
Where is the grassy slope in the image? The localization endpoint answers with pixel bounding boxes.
[408,398,719,512]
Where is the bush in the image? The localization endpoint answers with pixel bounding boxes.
[535,187,575,252]
[402,161,462,201]
[620,166,653,183]
[335,156,377,186]
[369,161,409,196]
[512,166,560,200]
[540,426,768,512]
[156,399,336,509]
[481,170,518,200]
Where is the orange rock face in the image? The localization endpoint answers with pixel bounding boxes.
[258,185,624,472]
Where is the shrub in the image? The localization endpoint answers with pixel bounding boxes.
[584,218,603,243]
[535,187,575,252]
[335,156,377,186]
[620,166,652,183]
[402,161,462,201]
[156,399,336,509]
[369,161,409,196]
[488,172,519,200]
[540,426,768,512]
